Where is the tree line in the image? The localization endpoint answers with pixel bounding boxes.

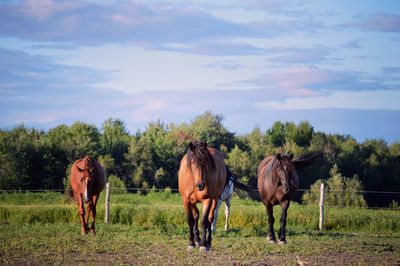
[0,111,399,207]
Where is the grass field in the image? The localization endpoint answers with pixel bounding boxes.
[1,191,399,265]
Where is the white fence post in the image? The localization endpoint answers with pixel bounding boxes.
[319,182,325,230]
[105,182,110,224]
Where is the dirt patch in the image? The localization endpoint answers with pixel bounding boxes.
[3,250,398,265]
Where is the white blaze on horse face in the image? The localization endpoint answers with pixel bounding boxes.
[83,179,89,203]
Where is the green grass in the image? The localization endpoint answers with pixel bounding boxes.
[1,223,399,265]
[1,192,399,265]
[1,191,399,233]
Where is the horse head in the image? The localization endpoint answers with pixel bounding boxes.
[276,153,296,194]
[188,140,214,191]
[76,156,96,203]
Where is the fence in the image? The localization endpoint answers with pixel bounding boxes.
[1,184,399,229]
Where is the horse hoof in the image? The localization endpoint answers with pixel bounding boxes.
[187,245,195,251]
[199,246,210,252]
[195,241,200,247]
[267,236,276,244]
[278,240,287,245]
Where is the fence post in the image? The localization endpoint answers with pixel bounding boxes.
[319,182,325,230]
[105,182,110,224]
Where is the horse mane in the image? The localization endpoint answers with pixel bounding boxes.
[186,140,216,171]
[292,151,324,171]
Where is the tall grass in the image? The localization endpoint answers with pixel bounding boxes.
[1,191,399,233]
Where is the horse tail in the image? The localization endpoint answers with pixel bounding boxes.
[226,167,260,201]
[292,151,324,171]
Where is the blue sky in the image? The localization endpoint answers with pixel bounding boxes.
[0,0,399,142]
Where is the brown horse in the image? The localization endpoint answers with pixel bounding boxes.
[70,156,107,234]
[178,140,227,251]
[258,152,322,244]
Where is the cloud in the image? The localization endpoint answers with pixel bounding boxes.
[246,17,325,36]
[2,84,400,142]
[0,1,256,45]
[0,0,326,57]
[0,47,111,95]
[160,40,267,56]
[227,108,400,142]
[203,59,245,71]
[267,46,333,64]
[341,39,362,49]
[240,66,397,97]
[346,13,400,33]
[255,90,400,110]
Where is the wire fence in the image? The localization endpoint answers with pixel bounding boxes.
[1,187,399,210]
[1,187,400,194]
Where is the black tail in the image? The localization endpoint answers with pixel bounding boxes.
[226,167,260,201]
[292,151,324,171]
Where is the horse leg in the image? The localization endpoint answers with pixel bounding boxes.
[77,195,88,234]
[211,199,222,233]
[89,195,99,235]
[224,198,231,231]
[192,205,200,246]
[85,200,93,234]
[204,199,218,251]
[184,203,196,250]
[200,199,212,251]
[265,203,276,243]
[278,200,290,244]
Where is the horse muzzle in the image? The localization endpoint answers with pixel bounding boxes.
[282,187,290,194]
[83,194,89,203]
[196,182,205,191]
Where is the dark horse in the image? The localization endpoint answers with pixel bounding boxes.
[70,156,107,234]
[258,152,322,244]
[179,140,258,251]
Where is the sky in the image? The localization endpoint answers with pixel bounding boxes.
[0,0,399,143]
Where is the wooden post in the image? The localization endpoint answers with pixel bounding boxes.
[105,182,110,224]
[319,182,325,230]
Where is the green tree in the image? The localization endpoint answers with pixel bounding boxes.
[187,111,235,150]
[100,118,130,178]
[0,125,58,190]
[226,145,252,183]
[108,175,127,194]
[266,121,285,147]
[66,122,101,161]
[302,164,367,207]
[240,127,269,187]
[125,121,178,189]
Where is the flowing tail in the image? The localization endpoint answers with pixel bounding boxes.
[292,151,324,171]
[226,167,261,201]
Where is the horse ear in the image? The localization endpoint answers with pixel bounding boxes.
[189,142,194,151]
[289,153,294,160]
[276,153,282,160]
[87,157,95,172]
[202,141,207,147]
[76,159,85,172]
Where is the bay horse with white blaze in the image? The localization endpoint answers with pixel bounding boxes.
[70,156,107,234]
[258,152,322,244]
[178,141,227,251]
